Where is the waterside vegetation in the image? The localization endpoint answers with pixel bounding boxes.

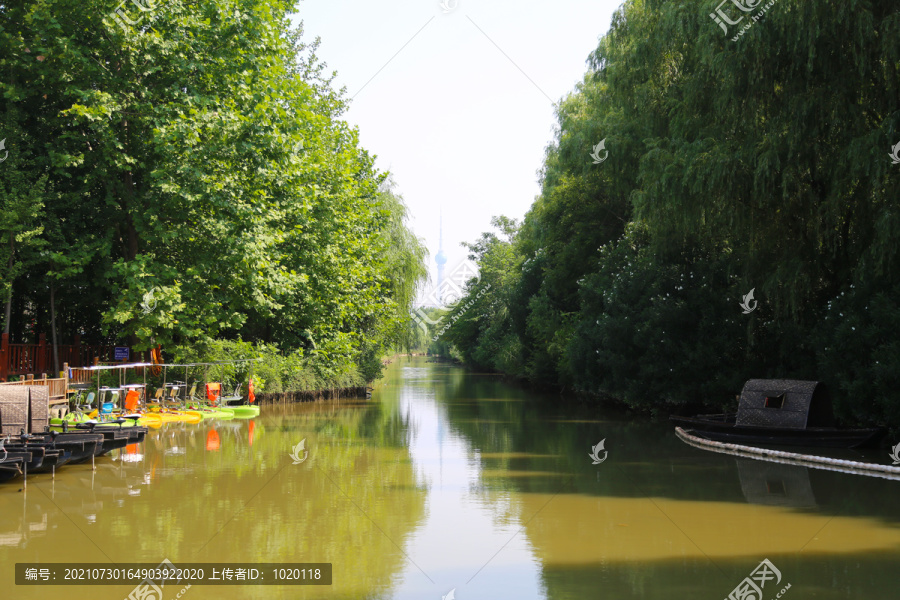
[440,0,900,428]
[0,0,428,391]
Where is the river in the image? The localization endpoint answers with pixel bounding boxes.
[2,356,899,599]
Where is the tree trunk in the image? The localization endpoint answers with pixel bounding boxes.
[2,285,10,335]
[3,238,14,334]
[50,282,60,375]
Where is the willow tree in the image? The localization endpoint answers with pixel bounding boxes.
[443,0,900,424]
[597,0,900,315]
[371,179,428,357]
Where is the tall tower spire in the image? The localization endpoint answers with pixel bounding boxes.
[435,210,447,304]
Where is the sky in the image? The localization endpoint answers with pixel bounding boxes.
[289,0,620,294]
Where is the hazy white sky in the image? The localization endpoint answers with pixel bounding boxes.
[291,1,619,291]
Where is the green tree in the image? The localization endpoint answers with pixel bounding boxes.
[0,0,427,384]
[443,0,900,426]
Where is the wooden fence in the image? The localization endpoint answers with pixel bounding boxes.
[0,373,69,406]
[0,333,150,382]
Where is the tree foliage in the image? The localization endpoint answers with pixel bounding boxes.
[443,0,900,425]
[0,0,426,382]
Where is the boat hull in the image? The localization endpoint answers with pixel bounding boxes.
[670,415,886,449]
[0,460,23,483]
[185,409,234,420]
[220,405,260,418]
[50,437,103,464]
[67,424,148,455]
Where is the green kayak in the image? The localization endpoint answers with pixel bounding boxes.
[220,404,260,418]
[185,406,235,420]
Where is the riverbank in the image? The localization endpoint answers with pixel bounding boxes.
[4,357,900,599]
[255,386,368,404]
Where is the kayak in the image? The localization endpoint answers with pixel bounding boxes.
[220,405,260,418]
[145,406,203,424]
[138,413,164,428]
[186,408,235,420]
[157,411,202,424]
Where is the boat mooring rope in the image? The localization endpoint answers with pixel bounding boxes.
[675,427,900,481]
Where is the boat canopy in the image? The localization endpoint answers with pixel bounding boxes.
[735,379,835,430]
[0,385,50,434]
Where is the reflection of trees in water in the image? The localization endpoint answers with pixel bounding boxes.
[0,398,425,600]
[537,555,900,600]
[436,364,900,520]
[421,360,900,600]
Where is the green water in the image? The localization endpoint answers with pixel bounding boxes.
[2,357,899,599]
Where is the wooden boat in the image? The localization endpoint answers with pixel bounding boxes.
[0,459,23,483]
[670,379,886,449]
[3,444,72,473]
[3,447,46,472]
[74,428,129,455]
[1,429,98,474]
[32,431,104,464]
[63,422,149,455]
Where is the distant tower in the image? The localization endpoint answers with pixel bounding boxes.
[435,211,447,303]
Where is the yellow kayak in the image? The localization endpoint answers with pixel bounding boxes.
[147,406,203,424]
[169,411,202,424]
[138,413,164,428]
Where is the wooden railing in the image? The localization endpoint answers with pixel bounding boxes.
[0,373,69,405]
[0,333,150,381]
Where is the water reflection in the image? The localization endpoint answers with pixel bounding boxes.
[737,459,817,508]
[398,358,900,600]
[1,358,899,599]
[0,396,426,599]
